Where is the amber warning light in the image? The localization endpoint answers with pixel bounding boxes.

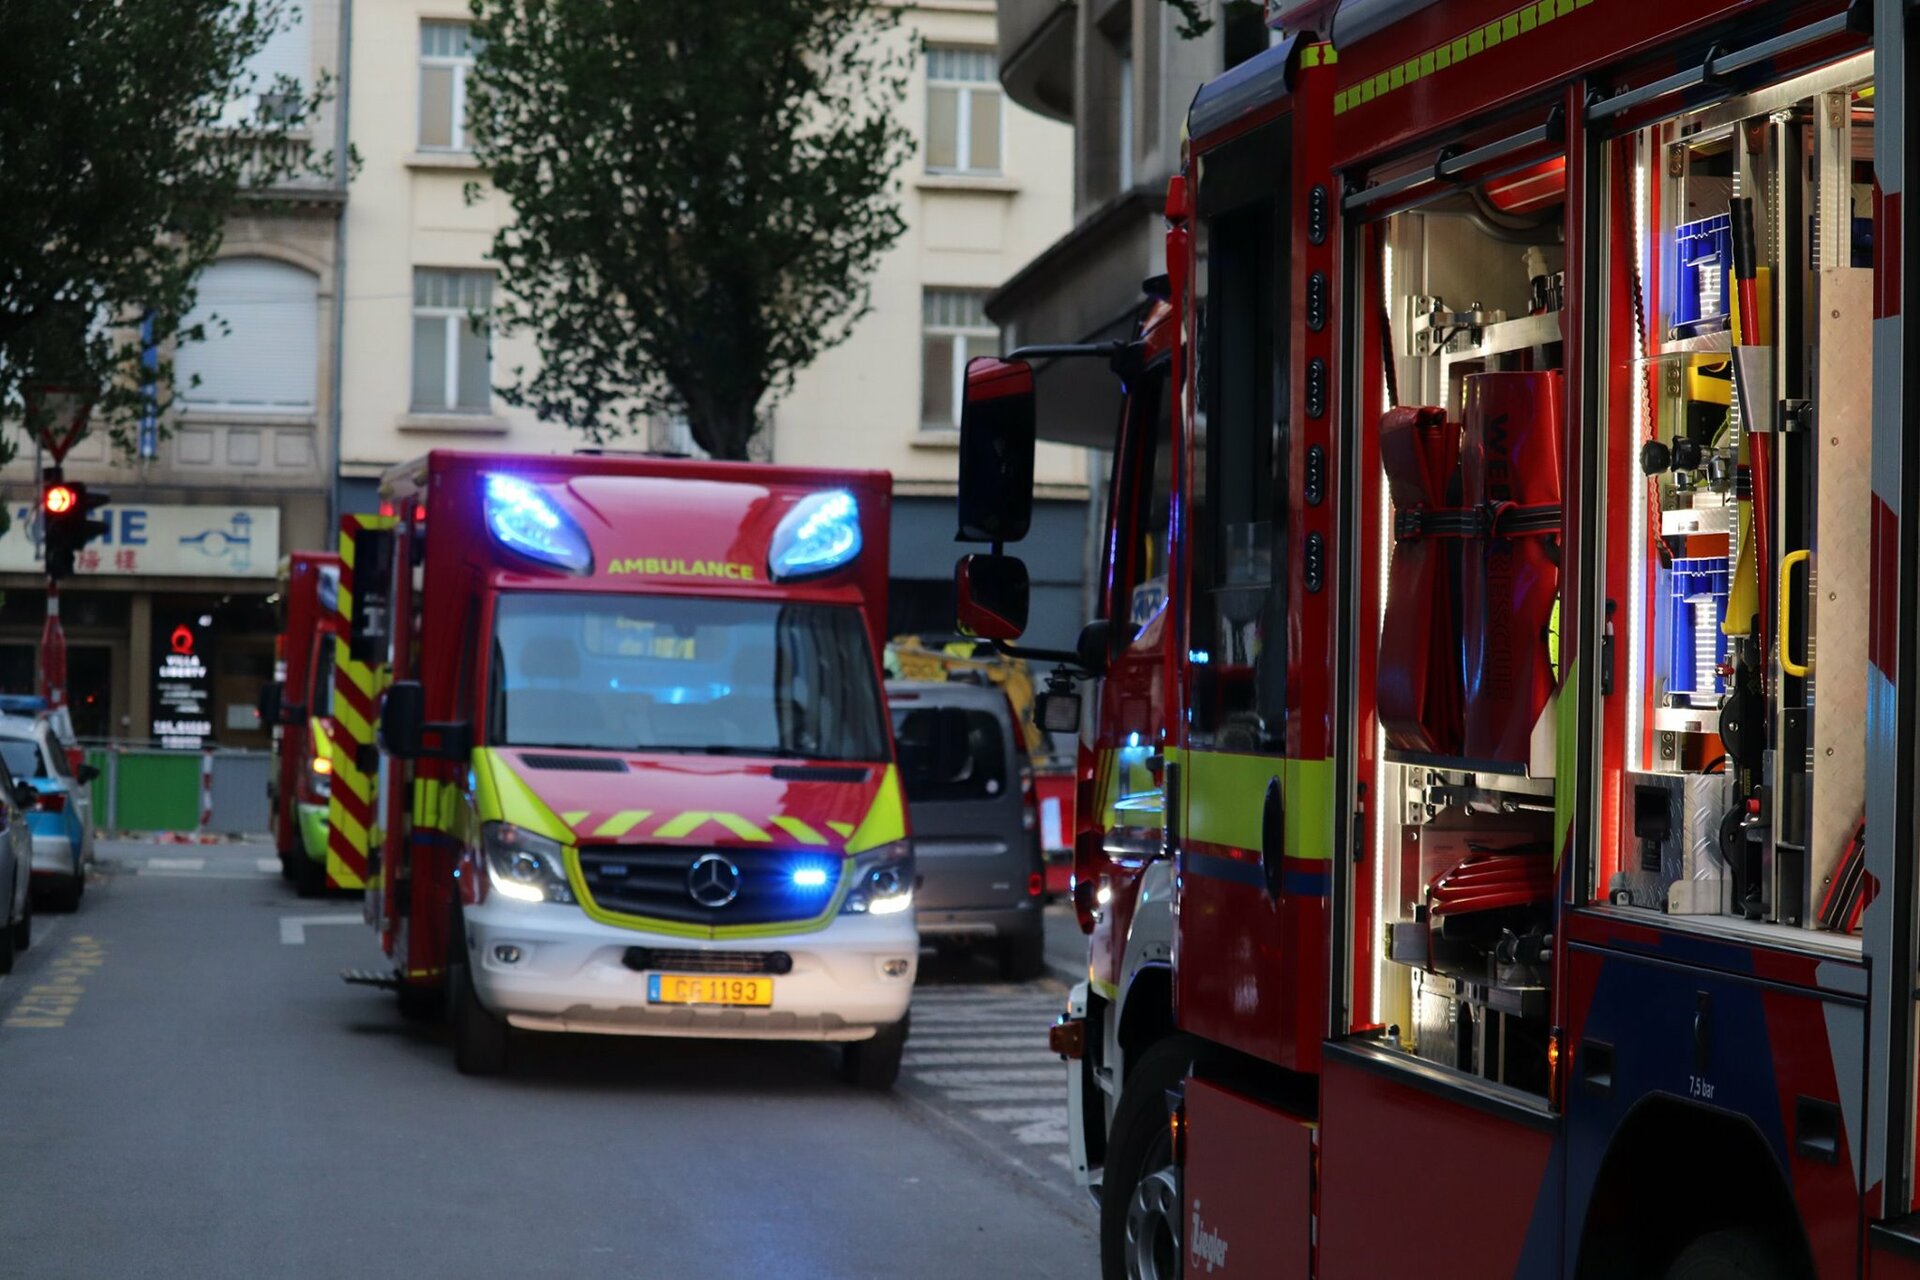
[43,485,76,515]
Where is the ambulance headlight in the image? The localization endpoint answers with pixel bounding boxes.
[769,490,861,581]
[840,840,914,916]
[481,822,575,904]
[483,473,593,575]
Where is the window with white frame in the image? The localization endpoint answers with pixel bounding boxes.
[921,290,999,430]
[220,4,310,127]
[177,258,319,413]
[925,48,1002,176]
[412,269,493,413]
[419,21,480,150]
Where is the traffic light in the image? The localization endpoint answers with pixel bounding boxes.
[42,469,110,581]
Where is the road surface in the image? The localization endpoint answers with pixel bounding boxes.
[0,840,1095,1279]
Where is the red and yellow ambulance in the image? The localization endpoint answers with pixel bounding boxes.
[334,450,917,1081]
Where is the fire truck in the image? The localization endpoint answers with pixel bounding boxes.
[332,451,918,1082]
[954,0,1920,1272]
[264,551,343,895]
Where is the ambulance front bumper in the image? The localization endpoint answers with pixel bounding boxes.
[464,899,918,1042]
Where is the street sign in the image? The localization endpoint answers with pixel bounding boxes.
[0,503,280,578]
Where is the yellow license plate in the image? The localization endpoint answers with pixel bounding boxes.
[646,974,773,1006]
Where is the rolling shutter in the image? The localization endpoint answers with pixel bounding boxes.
[177,258,319,413]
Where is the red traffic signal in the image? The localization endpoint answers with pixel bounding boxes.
[41,478,109,582]
[44,484,76,515]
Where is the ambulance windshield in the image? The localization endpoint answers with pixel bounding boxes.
[487,593,889,761]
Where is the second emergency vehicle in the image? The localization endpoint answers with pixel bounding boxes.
[264,551,342,895]
[333,451,918,1083]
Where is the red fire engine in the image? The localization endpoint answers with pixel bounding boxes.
[263,550,343,895]
[955,0,1919,1272]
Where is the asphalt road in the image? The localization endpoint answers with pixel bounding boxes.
[0,841,1096,1279]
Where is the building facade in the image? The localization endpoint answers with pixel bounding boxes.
[0,1,349,748]
[989,0,1270,446]
[335,0,1085,648]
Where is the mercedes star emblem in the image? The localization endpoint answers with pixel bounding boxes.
[687,853,742,908]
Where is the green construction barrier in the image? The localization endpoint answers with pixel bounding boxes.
[108,752,203,833]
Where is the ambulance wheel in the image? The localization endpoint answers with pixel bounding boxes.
[1665,1230,1790,1280]
[1102,1035,1210,1280]
[293,853,326,899]
[451,940,509,1076]
[842,1014,908,1090]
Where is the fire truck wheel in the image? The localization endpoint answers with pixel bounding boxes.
[998,930,1045,982]
[451,945,510,1076]
[841,1014,909,1090]
[1102,1035,1211,1280]
[1665,1230,1789,1280]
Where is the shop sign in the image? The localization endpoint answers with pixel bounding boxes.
[0,503,280,579]
[152,619,213,749]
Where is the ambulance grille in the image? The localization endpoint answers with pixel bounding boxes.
[620,948,791,975]
[576,845,842,926]
[518,753,628,773]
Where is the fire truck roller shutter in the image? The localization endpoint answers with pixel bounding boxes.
[1378,405,1464,755]
[1460,371,1563,765]
[508,638,610,748]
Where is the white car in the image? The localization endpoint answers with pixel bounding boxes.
[0,773,36,973]
[0,715,95,911]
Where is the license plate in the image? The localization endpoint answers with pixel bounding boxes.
[646,974,773,1007]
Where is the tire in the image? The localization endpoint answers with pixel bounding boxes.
[293,852,327,899]
[0,901,13,975]
[1101,1034,1212,1280]
[1665,1230,1792,1280]
[841,1014,909,1091]
[450,927,509,1076]
[998,928,1045,983]
[11,889,31,953]
[41,875,82,913]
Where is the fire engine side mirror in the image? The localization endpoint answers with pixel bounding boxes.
[380,680,472,761]
[957,357,1037,544]
[954,554,1030,641]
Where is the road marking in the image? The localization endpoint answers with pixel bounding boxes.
[143,857,205,871]
[280,913,361,944]
[256,857,281,874]
[3,932,102,1030]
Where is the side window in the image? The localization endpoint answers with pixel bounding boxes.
[1108,364,1173,637]
[1188,134,1289,753]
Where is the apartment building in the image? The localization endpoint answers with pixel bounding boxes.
[990,0,1271,444]
[0,2,349,747]
[337,1,1084,647]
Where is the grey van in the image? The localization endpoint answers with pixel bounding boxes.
[888,680,1044,981]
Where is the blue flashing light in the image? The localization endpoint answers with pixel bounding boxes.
[791,866,830,889]
[769,490,861,581]
[483,473,593,574]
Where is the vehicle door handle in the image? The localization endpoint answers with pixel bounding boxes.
[1794,1096,1840,1165]
[1261,775,1285,900]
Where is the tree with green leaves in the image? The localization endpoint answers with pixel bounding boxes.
[0,0,333,463]
[467,0,915,461]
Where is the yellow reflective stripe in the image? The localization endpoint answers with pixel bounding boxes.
[1174,749,1335,861]
[826,820,855,839]
[331,805,368,852]
[471,748,575,845]
[412,778,456,832]
[709,813,772,843]
[333,698,372,748]
[770,816,829,846]
[561,810,589,827]
[1554,662,1577,868]
[652,811,714,840]
[332,762,372,806]
[843,765,906,854]
[1332,0,1594,115]
[593,810,651,839]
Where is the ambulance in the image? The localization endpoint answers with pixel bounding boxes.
[333,451,918,1081]
[263,550,343,895]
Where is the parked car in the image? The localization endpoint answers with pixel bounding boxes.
[0,715,95,911]
[0,770,35,971]
[887,680,1045,980]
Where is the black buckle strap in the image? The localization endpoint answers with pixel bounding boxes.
[1394,501,1562,541]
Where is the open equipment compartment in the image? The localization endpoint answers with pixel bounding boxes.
[1603,55,1874,942]
[1364,155,1570,1098]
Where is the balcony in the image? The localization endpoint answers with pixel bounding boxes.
[221,130,346,208]
[998,0,1075,122]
